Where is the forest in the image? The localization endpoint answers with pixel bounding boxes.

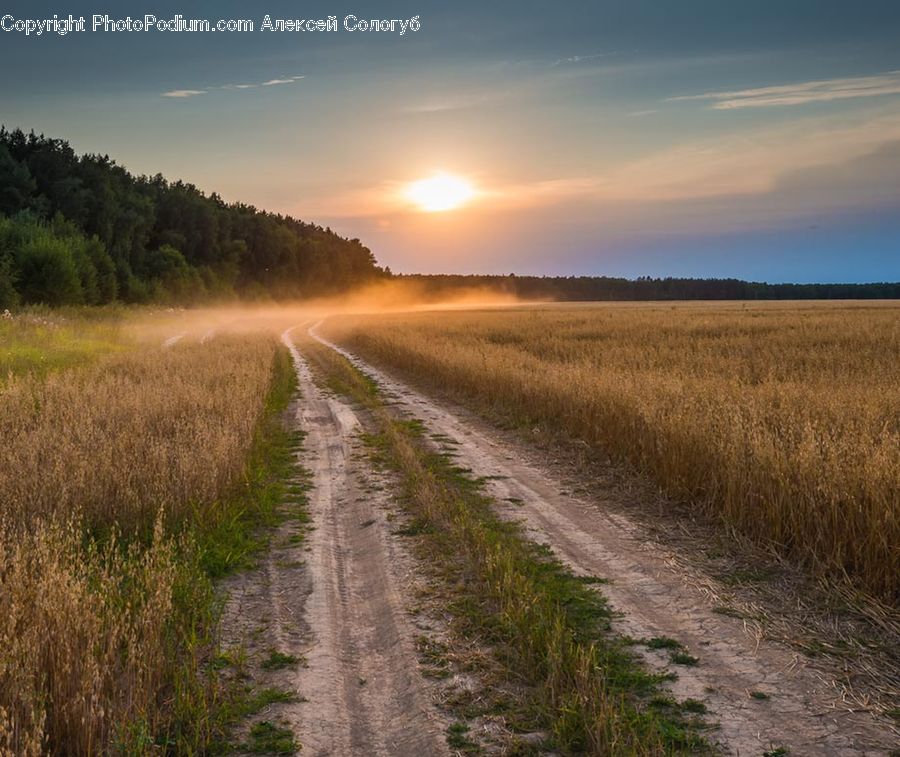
[401,273,900,301]
[0,128,384,308]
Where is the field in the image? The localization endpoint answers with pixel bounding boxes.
[324,302,900,604]
[1,302,897,755]
[0,310,294,754]
[0,307,128,379]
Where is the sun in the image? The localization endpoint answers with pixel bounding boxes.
[404,172,475,212]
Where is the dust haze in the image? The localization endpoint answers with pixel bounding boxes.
[130,279,524,345]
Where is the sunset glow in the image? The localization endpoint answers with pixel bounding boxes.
[404,172,475,212]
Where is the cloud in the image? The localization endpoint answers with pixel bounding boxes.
[261,75,305,86]
[670,70,900,109]
[162,89,206,98]
[599,107,900,203]
[310,104,900,223]
[163,75,305,97]
[552,52,615,67]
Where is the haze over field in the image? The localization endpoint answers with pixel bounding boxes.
[2,1,899,282]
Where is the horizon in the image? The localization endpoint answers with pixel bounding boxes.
[2,1,899,284]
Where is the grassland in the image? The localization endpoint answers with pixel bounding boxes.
[1,331,277,532]
[324,302,900,604]
[0,310,297,753]
[0,307,129,380]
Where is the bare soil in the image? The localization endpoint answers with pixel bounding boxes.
[218,329,450,756]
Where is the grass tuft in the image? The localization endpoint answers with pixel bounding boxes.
[245,721,299,754]
[261,651,302,672]
[670,652,700,666]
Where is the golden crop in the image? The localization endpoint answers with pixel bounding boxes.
[328,302,900,604]
[0,336,276,531]
[0,333,279,754]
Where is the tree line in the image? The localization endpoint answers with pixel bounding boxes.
[399,274,900,302]
[0,127,385,308]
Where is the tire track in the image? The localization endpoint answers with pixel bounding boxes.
[162,332,185,348]
[278,327,449,756]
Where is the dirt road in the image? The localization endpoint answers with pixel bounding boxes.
[220,327,449,756]
[309,321,898,756]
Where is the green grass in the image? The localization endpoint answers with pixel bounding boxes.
[192,347,302,578]
[645,636,682,651]
[642,637,700,670]
[245,721,299,754]
[0,306,129,380]
[261,651,302,671]
[246,688,302,710]
[304,339,710,755]
[446,722,480,752]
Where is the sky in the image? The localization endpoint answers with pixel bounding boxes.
[1,1,899,283]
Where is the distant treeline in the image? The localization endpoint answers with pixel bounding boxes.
[400,274,900,301]
[0,128,384,307]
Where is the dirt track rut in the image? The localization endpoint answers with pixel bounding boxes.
[220,328,449,756]
[283,328,449,755]
[310,321,898,756]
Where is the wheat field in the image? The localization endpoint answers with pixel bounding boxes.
[1,336,277,531]
[0,319,282,754]
[326,302,900,604]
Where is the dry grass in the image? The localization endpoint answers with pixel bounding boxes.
[0,336,277,532]
[326,302,900,604]
[0,330,283,753]
[0,515,187,755]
